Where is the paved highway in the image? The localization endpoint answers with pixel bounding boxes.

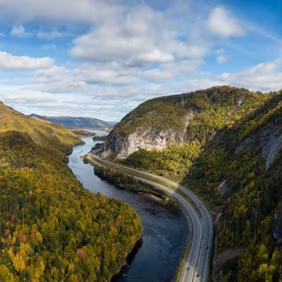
[87,152,213,282]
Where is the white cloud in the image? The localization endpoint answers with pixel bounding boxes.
[216,49,228,64]
[218,62,282,92]
[10,25,29,37]
[70,5,176,66]
[0,51,53,70]
[37,30,71,40]
[144,59,203,82]
[2,60,282,121]
[0,0,122,25]
[32,65,87,93]
[207,6,244,38]
[42,44,57,50]
[181,61,282,93]
[0,0,280,121]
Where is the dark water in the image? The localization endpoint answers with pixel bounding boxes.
[68,133,189,282]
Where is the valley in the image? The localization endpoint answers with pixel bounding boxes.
[0,85,281,282]
[85,150,213,282]
[68,134,189,281]
[2,1,282,281]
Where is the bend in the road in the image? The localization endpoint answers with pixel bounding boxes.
[87,152,213,282]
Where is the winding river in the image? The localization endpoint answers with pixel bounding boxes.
[68,132,189,282]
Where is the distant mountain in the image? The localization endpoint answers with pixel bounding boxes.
[30,114,115,129]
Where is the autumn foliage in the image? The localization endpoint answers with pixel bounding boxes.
[0,102,143,281]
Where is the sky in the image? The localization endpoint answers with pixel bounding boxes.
[0,0,282,121]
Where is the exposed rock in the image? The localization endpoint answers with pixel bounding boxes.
[235,137,253,155]
[102,106,201,159]
[235,123,282,170]
[102,127,185,159]
[260,123,282,170]
[216,180,230,197]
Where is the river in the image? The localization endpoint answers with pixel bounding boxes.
[68,132,189,282]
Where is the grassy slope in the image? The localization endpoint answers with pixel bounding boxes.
[0,102,142,281]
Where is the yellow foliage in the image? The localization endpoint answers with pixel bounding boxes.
[0,265,14,282]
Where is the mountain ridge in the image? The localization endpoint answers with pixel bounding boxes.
[30,114,115,129]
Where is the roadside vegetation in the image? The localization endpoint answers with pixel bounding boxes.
[93,165,178,209]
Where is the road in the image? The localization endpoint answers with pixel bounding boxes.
[87,152,213,282]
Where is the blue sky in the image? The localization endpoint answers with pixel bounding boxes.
[0,0,281,121]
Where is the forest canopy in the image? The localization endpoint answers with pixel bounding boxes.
[0,102,142,281]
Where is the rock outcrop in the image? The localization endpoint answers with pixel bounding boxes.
[102,86,256,159]
[235,122,282,170]
[101,113,196,159]
[102,128,185,159]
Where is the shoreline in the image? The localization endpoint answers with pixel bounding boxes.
[85,156,180,211]
[111,236,143,281]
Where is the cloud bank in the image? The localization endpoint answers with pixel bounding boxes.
[0,0,280,120]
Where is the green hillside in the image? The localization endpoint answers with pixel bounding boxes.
[113,86,266,138]
[0,102,142,281]
[111,86,282,281]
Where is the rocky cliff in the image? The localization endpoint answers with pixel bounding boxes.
[102,86,264,159]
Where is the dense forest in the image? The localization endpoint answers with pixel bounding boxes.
[111,87,282,281]
[0,102,142,281]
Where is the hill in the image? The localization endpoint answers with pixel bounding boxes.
[30,114,113,129]
[102,86,267,159]
[0,102,142,281]
[102,86,282,281]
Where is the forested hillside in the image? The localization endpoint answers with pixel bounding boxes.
[0,102,142,281]
[106,86,282,281]
[102,86,267,159]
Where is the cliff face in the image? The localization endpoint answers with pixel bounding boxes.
[102,129,182,159]
[102,120,189,159]
[102,86,262,159]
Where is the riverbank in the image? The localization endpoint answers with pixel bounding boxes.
[84,157,179,211]
[86,150,214,282]
[111,236,143,281]
[69,135,189,282]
